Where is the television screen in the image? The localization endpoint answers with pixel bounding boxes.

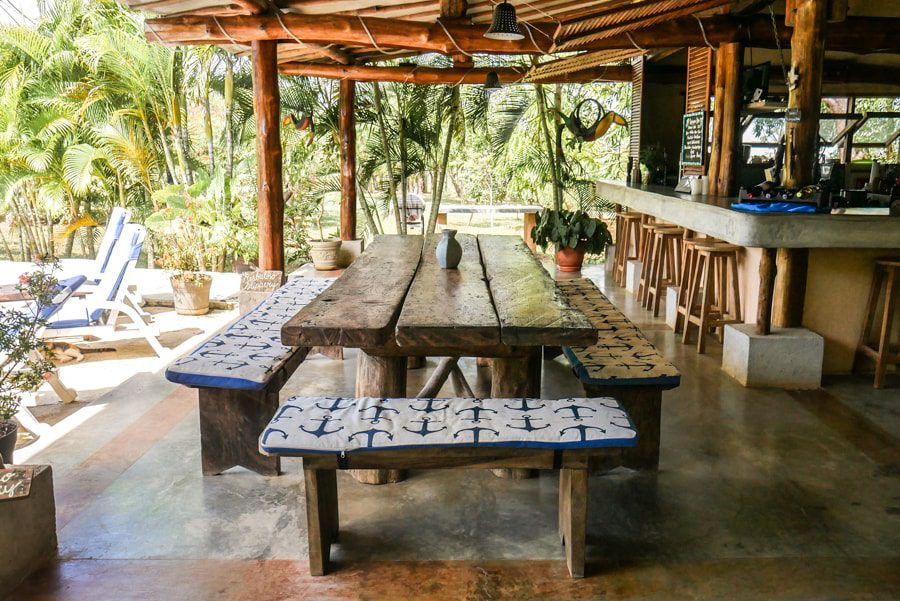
[742,62,770,105]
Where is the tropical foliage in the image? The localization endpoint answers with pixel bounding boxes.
[0,0,631,269]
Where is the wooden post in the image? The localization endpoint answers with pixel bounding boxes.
[251,40,284,272]
[783,0,828,188]
[491,350,541,479]
[340,79,357,241]
[756,248,777,335]
[774,248,809,328]
[707,42,744,197]
[351,351,407,484]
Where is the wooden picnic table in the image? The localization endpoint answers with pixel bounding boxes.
[282,234,598,483]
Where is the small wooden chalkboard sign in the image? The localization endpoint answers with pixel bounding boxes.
[0,467,34,501]
[681,110,706,166]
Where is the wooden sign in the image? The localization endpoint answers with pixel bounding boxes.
[681,110,706,166]
[0,467,33,501]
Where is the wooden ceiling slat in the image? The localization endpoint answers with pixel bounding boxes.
[524,48,640,80]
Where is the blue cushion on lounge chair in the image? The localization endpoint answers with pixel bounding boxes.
[259,396,638,455]
[165,277,332,391]
[36,275,88,321]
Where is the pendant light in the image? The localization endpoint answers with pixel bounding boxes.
[484,71,502,94]
[484,1,524,41]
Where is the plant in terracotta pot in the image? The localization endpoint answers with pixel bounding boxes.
[146,186,219,315]
[1,261,58,464]
[531,209,612,273]
[308,196,341,271]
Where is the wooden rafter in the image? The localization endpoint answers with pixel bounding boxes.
[279,62,632,83]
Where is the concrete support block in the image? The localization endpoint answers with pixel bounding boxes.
[0,465,57,590]
[665,286,680,330]
[605,244,616,275]
[338,239,364,268]
[722,324,824,389]
[625,260,642,294]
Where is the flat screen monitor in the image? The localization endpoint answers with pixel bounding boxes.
[742,62,770,105]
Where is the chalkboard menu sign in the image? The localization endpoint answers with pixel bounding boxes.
[681,111,706,166]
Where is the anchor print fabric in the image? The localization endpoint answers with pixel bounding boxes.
[558,279,680,386]
[259,396,637,455]
[165,277,332,390]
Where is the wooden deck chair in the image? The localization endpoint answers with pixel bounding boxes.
[40,224,165,358]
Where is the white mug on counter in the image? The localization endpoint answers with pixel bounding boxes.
[690,177,703,196]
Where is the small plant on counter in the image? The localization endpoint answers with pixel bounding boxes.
[531,209,612,272]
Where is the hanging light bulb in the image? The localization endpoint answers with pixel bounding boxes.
[484,1,524,41]
[484,71,502,94]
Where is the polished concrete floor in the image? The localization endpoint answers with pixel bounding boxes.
[9,267,900,600]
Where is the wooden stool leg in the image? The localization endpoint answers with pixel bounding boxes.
[558,468,570,544]
[875,268,896,389]
[697,254,715,354]
[560,467,587,578]
[304,467,337,576]
[682,254,704,345]
[729,251,742,322]
[855,266,884,375]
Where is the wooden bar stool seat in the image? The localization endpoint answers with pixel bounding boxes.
[854,258,900,388]
[613,212,643,287]
[682,241,742,353]
[643,226,685,317]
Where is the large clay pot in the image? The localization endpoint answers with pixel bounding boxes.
[310,239,342,271]
[436,229,463,269]
[556,244,587,273]
[171,274,213,316]
[0,420,17,465]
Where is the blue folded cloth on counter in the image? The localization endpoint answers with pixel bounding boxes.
[731,202,826,214]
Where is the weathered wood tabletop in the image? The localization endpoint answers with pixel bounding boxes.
[281,233,597,352]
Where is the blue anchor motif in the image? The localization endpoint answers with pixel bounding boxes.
[403,418,447,437]
[560,424,607,442]
[349,428,394,448]
[300,415,344,438]
[411,399,449,414]
[261,428,288,444]
[553,404,597,421]
[315,398,354,412]
[455,404,497,423]
[507,414,550,432]
[453,426,499,444]
[504,399,546,412]
[271,404,303,422]
[360,403,399,424]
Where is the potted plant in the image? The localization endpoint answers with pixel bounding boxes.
[309,196,341,271]
[639,142,668,186]
[531,209,613,272]
[1,261,58,464]
[146,186,218,315]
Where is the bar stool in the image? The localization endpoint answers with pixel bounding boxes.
[674,237,702,334]
[854,258,900,388]
[636,220,660,300]
[613,212,642,287]
[682,241,742,353]
[643,226,684,317]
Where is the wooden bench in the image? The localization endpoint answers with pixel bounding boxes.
[259,395,638,578]
[558,278,681,470]
[165,277,331,476]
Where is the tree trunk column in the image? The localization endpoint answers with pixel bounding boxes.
[351,350,407,484]
[340,79,357,241]
[491,349,541,479]
[707,42,743,197]
[251,40,284,272]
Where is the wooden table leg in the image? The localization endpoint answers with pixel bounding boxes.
[560,467,587,578]
[352,350,407,484]
[304,465,338,575]
[491,349,541,479]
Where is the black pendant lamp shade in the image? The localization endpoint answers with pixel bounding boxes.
[484,71,502,93]
[485,1,524,41]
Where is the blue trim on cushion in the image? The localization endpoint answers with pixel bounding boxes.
[46,317,92,329]
[562,346,681,387]
[260,437,638,456]
[164,368,267,391]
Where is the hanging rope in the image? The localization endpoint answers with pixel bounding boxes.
[357,16,407,55]
[144,19,165,44]
[436,18,475,58]
[693,14,715,50]
[212,15,241,47]
[524,22,550,55]
[625,31,646,54]
[768,5,789,85]
[269,2,307,48]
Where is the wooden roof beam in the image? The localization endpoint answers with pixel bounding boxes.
[279,62,631,84]
[143,13,555,54]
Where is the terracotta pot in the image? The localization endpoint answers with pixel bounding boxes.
[310,239,342,271]
[171,274,213,316]
[0,420,17,465]
[556,244,587,273]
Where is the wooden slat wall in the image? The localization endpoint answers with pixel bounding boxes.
[683,46,713,176]
[629,54,644,182]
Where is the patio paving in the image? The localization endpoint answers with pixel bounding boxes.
[8,266,900,600]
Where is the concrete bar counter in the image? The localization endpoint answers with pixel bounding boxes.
[598,180,900,377]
